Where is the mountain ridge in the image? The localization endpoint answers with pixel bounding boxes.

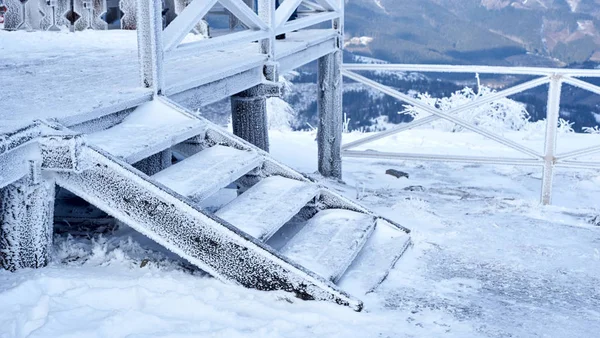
[344,0,600,65]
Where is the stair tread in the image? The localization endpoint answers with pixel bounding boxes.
[152,145,262,201]
[280,209,376,282]
[215,176,319,241]
[87,100,204,164]
[338,220,411,296]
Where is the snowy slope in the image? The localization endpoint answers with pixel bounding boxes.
[1,131,600,337]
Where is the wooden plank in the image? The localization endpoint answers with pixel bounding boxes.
[215,176,318,240]
[277,32,337,72]
[163,50,267,96]
[276,10,340,35]
[170,66,264,107]
[86,100,205,164]
[169,30,270,59]
[280,209,376,282]
[152,145,262,202]
[338,219,411,296]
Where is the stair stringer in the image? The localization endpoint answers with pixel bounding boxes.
[50,144,363,310]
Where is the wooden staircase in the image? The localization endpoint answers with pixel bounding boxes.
[45,97,411,310]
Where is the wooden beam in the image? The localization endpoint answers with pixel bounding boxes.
[277,34,337,72]
[0,144,39,190]
[219,0,269,30]
[170,66,264,107]
[275,0,303,27]
[163,0,218,53]
[169,29,270,58]
[275,10,340,35]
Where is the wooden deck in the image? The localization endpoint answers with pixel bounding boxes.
[0,29,337,128]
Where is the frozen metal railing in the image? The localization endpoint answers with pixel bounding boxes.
[342,64,600,205]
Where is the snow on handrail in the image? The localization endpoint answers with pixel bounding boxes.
[343,63,600,77]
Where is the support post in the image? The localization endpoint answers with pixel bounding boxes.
[0,163,55,271]
[541,75,562,205]
[231,86,271,152]
[230,0,278,153]
[317,50,343,178]
[136,0,164,94]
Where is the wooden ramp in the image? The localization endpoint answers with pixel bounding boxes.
[39,97,411,310]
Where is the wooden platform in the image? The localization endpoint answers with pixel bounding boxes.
[0,29,337,129]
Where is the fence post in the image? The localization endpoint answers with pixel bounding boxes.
[136,0,164,95]
[541,75,562,205]
[317,50,343,178]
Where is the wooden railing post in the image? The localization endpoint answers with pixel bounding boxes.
[136,0,164,95]
[541,75,562,205]
[258,0,276,60]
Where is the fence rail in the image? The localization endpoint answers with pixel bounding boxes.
[341,64,600,205]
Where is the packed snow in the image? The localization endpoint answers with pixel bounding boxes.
[1,129,599,337]
[2,24,600,338]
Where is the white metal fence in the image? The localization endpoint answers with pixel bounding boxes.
[341,64,600,205]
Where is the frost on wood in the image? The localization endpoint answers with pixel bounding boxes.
[120,0,137,29]
[39,0,71,31]
[280,209,376,282]
[86,99,205,164]
[136,0,164,92]
[39,134,85,172]
[215,175,319,241]
[73,0,108,31]
[231,91,270,152]
[54,148,361,309]
[4,0,40,30]
[4,0,106,31]
[338,219,412,296]
[0,176,54,271]
[152,145,262,202]
[317,51,343,178]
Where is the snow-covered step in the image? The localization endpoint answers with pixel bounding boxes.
[280,209,376,282]
[152,145,262,202]
[86,100,205,164]
[338,220,411,296]
[215,176,319,241]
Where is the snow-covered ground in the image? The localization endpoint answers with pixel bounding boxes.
[1,130,599,338]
